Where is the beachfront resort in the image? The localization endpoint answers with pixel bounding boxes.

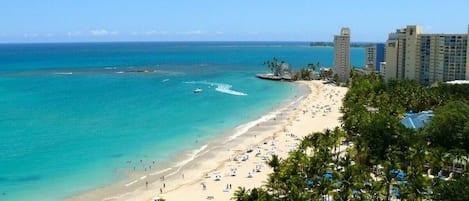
[1,2,469,199]
[99,27,469,201]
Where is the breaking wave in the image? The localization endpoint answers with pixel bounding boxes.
[184,81,247,96]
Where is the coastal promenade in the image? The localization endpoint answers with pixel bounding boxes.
[69,80,347,201]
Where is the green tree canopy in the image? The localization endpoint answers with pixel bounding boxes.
[424,100,469,152]
[433,175,469,201]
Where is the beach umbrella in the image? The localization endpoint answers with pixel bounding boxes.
[396,172,407,180]
[323,173,333,180]
[392,188,400,196]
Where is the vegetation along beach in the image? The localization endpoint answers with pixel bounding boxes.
[1,1,469,201]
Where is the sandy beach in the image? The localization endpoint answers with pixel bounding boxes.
[68,80,347,201]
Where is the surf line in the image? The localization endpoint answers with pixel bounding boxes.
[125,180,139,187]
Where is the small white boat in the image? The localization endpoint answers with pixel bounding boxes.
[193,88,203,93]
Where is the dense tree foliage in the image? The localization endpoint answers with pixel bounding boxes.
[233,74,469,200]
[424,101,469,152]
[433,176,469,201]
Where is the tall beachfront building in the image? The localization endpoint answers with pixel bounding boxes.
[466,25,469,81]
[334,27,351,82]
[384,25,469,85]
[365,43,385,72]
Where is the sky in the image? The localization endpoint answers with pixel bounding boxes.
[0,0,468,43]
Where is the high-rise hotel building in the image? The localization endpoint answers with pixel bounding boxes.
[365,43,385,72]
[384,25,469,85]
[334,27,351,82]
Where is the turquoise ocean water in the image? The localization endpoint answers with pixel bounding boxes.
[0,42,364,201]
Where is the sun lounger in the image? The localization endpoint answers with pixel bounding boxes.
[214,174,222,181]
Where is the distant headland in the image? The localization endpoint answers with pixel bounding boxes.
[309,41,374,48]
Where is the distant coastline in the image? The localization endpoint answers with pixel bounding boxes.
[309,41,376,48]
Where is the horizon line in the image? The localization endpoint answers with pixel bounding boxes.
[0,40,383,45]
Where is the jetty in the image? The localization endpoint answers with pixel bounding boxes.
[256,73,291,81]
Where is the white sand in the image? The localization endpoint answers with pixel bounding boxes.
[68,80,347,201]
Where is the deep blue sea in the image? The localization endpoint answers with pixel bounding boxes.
[0,42,364,201]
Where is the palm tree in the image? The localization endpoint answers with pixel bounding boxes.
[232,186,249,201]
[263,57,279,76]
[427,147,448,176]
[264,175,280,199]
[247,188,272,201]
[266,154,281,173]
[307,63,317,72]
[448,148,468,173]
[331,127,345,163]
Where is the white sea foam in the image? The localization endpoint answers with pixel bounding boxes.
[149,168,172,176]
[115,71,124,74]
[162,79,170,82]
[124,180,138,187]
[54,72,73,75]
[226,110,281,142]
[225,95,303,142]
[184,81,247,96]
[174,144,208,168]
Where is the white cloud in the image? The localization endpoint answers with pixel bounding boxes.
[90,29,118,36]
[67,31,81,37]
[130,30,168,36]
[23,33,39,38]
[177,30,206,35]
[144,30,168,35]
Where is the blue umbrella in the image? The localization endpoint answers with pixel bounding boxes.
[396,172,406,180]
[323,173,333,180]
[392,188,400,196]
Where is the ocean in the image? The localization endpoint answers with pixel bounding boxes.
[0,42,364,201]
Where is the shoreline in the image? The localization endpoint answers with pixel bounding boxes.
[67,80,347,201]
[66,81,308,201]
